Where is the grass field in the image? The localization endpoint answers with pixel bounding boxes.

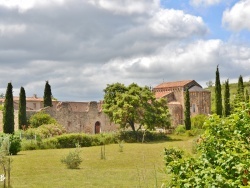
[6,136,194,188]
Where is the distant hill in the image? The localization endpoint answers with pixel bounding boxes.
[205,81,250,113]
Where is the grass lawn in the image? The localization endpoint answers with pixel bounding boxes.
[8,136,194,188]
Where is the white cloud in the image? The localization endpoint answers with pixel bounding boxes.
[222,0,250,31]
[0,24,26,36]
[190,0,222,7]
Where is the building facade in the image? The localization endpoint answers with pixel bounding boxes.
[153,80,211,126]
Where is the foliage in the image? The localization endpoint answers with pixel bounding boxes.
[215,65,223,116]
[103,82,171,131]
[0,134,21,155]
[174,125,186,135]
[19,86,27,129]
[184,89,191,130]
[246,89,249,103]
[191,114,207,129]
[44,80,53,107]
[165,103,250,187]
[224,79,231,117]
[61,144,82,169]
[29,111,57,128]
[3,82,14,134]
[22,123,66,139]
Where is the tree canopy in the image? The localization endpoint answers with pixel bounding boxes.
[215,65,223,116]
[18,87,27,129]
[184,89,191,130]
[103,83,170,131]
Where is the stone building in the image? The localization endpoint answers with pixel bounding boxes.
[153,80,211,126]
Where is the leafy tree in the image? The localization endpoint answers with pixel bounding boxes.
[184,89,191,130]
[103,83,170,132]
[44,81,53,107]
[165,103,250,187]
[224,79,231,117]
[215,65,223,116]
[18,87,27,129]
[3,83,14,134]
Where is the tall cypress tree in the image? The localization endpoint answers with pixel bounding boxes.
[245,89,249,103]
[184,88,191,130]
[3,82,14,134]
[224,79,230,117]
[237,75,244,102]
[44,81,52,107]
[215,65,223,116]
[18,87,27,129]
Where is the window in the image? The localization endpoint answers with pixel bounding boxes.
[192,104,195,113]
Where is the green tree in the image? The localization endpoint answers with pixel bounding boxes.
[246,89,249,103]
[237,75,244,102]
[44,81,52,107]
[29,111,57,128]
[224,79,231,117]
[18,87,27,129]
[215,65,223,116]
[103,83,170,132]
[3,83,14,134]
[184,89,191,130]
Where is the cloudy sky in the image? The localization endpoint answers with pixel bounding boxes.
[0,0,249,101]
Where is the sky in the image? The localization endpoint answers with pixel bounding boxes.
[0,0,250,101]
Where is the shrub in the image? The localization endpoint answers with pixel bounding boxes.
[191,114,207,129]
[0,134,21,155]
[29,111,57,128]
[173,125,186,135]
[61,144,82,169]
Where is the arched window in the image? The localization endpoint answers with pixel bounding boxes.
[95,121,101,134]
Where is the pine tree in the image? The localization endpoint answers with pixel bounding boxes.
[184,88,191,130]
[215,65,223,116]
[3,82,14,134]
[18,87,27,129]
[224,79,230,117]
[44,81,52,107]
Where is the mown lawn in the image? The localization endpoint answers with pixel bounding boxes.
[8,136,194,188]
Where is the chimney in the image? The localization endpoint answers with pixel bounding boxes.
[33,94,37,98]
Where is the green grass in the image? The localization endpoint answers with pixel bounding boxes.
[8,136,194,188]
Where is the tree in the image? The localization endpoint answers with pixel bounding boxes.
[18,87,27,129]
[184,89,191,130]
[237,75,244,102]
[44,81,52,107]
[215,65,223,116]
[224,79,231,117]
[246,89,249,103]
[3,82,14,134]
[103,83,170,132]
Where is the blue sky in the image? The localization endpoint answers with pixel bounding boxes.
[0,0,250,101]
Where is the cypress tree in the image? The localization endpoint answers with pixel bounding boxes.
[224,79,230,117]
[44,81,52,107]
[184,88,191,130]
[3,82,14,134]
[237,75,244,102]
[246,89,249,103]
[215,65,223,116]
[18,87,27,129]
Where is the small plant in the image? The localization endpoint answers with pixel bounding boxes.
[118,140,124,152]
[100,145,106,160]
[61,143,82,169]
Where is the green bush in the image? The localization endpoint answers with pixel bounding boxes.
[0,134,21,155]
[61,144,82,169]
[174,125,186,135]
[191,114,208,129]
[165,103,250,187]
[21,139,39,150]
[29,111,57,128]
[22,124,66,139]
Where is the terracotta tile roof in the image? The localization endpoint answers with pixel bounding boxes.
[154,80,195,89]
[155,91,172,99]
